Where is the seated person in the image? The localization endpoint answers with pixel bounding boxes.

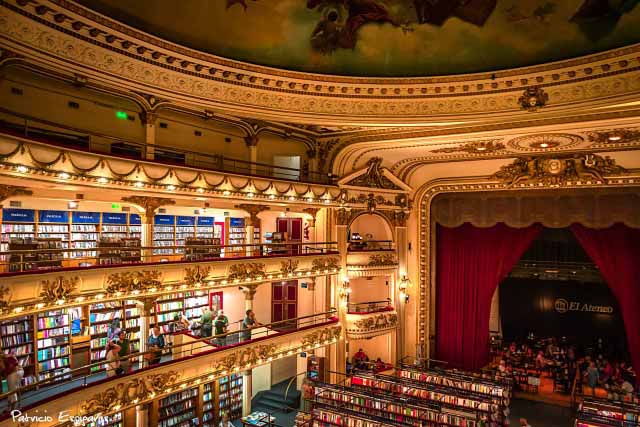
[374,357,386,372]
[353,348,369,369]
[535,351,547,370]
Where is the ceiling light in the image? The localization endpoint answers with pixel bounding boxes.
[539,143,549,148]
[608,134,622,141]
[58,172,70,179]
[16,165,28,173]
[268,194,276,200]
[197,188,205,193]
[476,147,487,151]
[134,181,144,188]
[97,177,108,184]
[306,197,314,203]
[288,196,296,201]
[68,201,78,209]
[223,190,231,196]
[167,185,176,191]
[247,192,254,198]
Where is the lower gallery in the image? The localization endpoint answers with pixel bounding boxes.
[0,1,639,426]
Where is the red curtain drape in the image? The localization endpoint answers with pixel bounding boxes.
[436,223,542,370]
[571,224,640,385]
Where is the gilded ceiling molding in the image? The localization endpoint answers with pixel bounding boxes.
[121,196,176,219]
[587,128,640,146]
[507,134,583,152]
[346,311,398,340]
[339,157,412,193]
[491,153,627,187]
[415,166,640,356]
[2,2,640,121]
[81,371,180,415]
[0,183,32,202]
[39,276,78,303]
[519,87,549,112]
[106,271,163,294]
[311,257,339,272]
[301,325,342,348]
[430,140,505,154]
[368,254,397,267]
[227,263,265,281]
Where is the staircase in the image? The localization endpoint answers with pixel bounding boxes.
[252,378,301,414]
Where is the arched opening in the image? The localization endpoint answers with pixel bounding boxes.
[347,212,393,250]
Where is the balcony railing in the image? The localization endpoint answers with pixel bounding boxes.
[347,240,394,252]
[0,108,334,184]
[0,309,338,415]
[347,299,393,314]
[0,241,338,276]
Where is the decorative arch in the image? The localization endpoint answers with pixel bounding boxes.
[348,211,394,242]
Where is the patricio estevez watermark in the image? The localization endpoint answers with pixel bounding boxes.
[10,409,109,426]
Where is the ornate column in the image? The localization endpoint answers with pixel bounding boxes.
[393,211,409,363]
[242,370,253,416]
[140,111,157,161]
[307,148,318,176]
[241,283,259,312]
[136,297,156,368]
[122,196,176,261]
[329,207,349,382]
[135,404,149,427]
[244,135,259,174]
[236,204,270,255]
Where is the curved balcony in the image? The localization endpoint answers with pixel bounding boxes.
[346,242,398,278]
[345,300,397,340]
[0,310,339,425]
[0,109,333,185]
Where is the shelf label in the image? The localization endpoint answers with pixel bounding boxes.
[2,208,35,223]
[197,216,215,226]
[39,210,69,223]
[176,216,196,226]
[72,211,100,224]
[102,212,127,224]
[129,214,141,225]
[230,218,245,227]
[154,215,175,225]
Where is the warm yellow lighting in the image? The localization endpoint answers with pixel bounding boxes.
[288,196,296,201]
[268,194,276,200]
[58,172,70,179]
[540,143,549,148]
[97,177,108,184]
[16,165,28,173]
[167,185,176,191]
[223,190,231,196]
[247,192,255,198]
[36,303,45,309]
[14,307,24,313]
[56,299,65,305]
[197,187,205,193]
[134,181,144,188]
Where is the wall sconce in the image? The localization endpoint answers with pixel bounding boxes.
[339,278,351,308]
[399,274,411,303]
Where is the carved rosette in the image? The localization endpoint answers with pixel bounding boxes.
[81,371,180,415]
[184,265,211,286]
[39,277,79,303]
[491,153,627,186]
[228,263,266,280]
[519,86,548,112]
[106,271,162,294]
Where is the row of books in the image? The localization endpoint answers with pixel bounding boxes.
[576,399,640,427]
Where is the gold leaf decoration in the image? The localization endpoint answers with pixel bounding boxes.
[280,259,299,275]
[40,277,79,303]
[368,254,397,266]
[106,271,162,294]
[227,263,265,280]
[184,265,211,286]
[311,257,339,271]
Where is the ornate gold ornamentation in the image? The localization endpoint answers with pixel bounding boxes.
[368,254,397,267]
[346,158,401,190]
[212,343,278,372]
[491,154,627,186]
[587,129,640,144]
[430,140,505,154]
[301,325,342,348]
[81,371,180,415]
[40,277,79,303]
[235,204,270,227]
[121,196,176,218]
[312,257,339,271]
[280,259,299,275]
[352,312,398,331]
[302,208,320,227]
[0,184,32,202]
[228,263,265,280]
[184,265,211,286]
[0,286,11,311]
[240,283,259,301]
[336,208,350,226]
[519,86,549,111]
[106,271,162,294]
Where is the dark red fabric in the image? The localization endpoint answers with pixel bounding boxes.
[436,223,542,370]
[571,224,640,385]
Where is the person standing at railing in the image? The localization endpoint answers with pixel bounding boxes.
[200,308,213,338]
[105,342,121,377]
[115,331,131,374]
[0,352,24,411]
[214,314,228,347]
[147,326,165,366]
[240,309,262,342]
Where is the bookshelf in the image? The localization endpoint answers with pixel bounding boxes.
[0,316,36,386]
[576,399,640,427]
[313,383,481,427]
[157,387,200,427]
[129,214,142,239]
[184,238,221,261]
[155,293,185,333]
[176,216,196,254]
[97,237,141,265]
[154,215,175,255]
[1,208,36,252]
[36,310,71,383]
[70,211,100,259]
[218,374,243,422]
[89,302,123,372]
[37,210,70,257]
[202,381,216,427]
[196,217,215,239]
[184,291,209,321]
[227,217,246,256]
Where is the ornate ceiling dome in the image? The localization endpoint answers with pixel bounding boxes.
[77,0,640,77]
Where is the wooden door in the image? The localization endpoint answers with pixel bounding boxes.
[272,281,297,331]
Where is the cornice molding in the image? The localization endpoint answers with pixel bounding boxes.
[1,0,640,124]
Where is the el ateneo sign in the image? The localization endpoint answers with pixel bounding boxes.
[554,298,614,315]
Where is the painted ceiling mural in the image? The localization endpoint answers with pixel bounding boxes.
[77,0,640,77]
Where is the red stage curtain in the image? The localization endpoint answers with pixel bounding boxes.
[571,224,640,385]
[436,223,542,370]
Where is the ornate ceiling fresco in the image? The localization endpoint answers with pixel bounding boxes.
[76,0,640,77]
